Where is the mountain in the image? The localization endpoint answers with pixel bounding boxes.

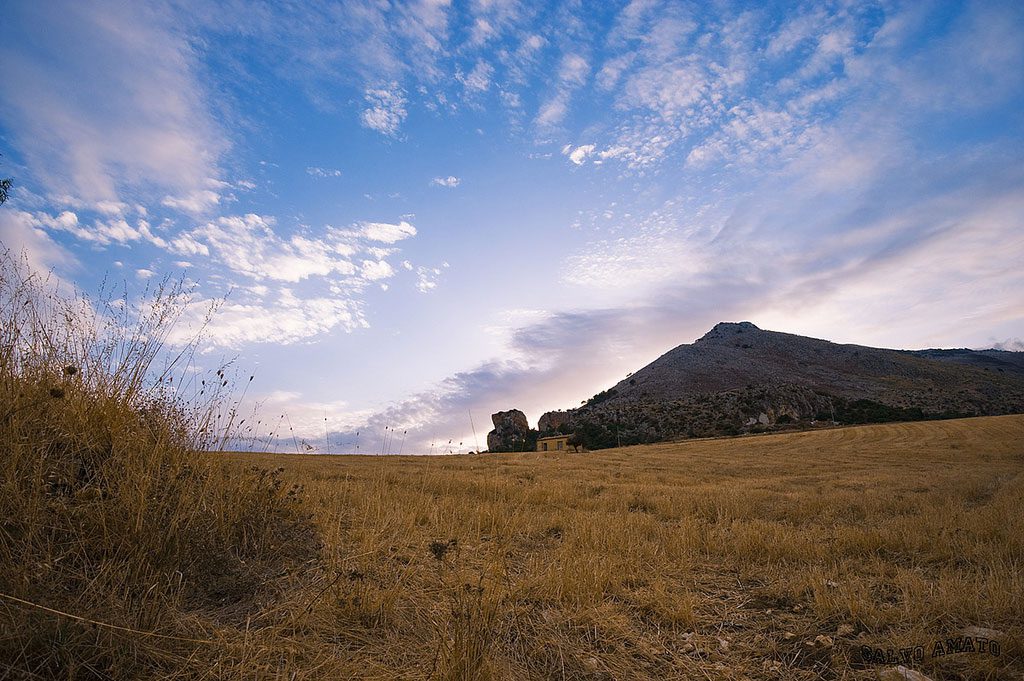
[540,322,1024,449]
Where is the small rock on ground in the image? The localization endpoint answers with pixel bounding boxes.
[961,626,1004,640]
[877,666,933,681]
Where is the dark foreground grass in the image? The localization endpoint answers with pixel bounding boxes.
[0,255,321,679]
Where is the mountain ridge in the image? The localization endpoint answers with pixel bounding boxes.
[525,322,1024,450]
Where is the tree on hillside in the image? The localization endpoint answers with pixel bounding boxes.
[567,432,584,453]
[0,154,12,205]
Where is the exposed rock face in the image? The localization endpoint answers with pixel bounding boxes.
[486,409,533,452]
[538,410,570,433]
[491,409,528,431]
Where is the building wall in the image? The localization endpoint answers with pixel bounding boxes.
[537,436,569,452]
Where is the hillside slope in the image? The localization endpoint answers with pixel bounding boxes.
[544,322,1024,448]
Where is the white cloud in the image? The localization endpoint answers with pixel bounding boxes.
[415,262,449,293]
[563,144,595,165]
[430,176,460,188]
[563,232,706,290]
[168,233,210,258]
[464,0,527,50]
[161,188,221,215]
[620,62,706,122]
[28,210,170,249]
[177,214,358,283]
[0,210,75,275]
[306,167,342,178]
[535,53,591,129]
[524,34,544,51]
[0,2,224,204]
[470,18,496,46]
[459,60,494,93]
[583,3,894,169]
[360,84,407,137]
[168,289,369,350]
[94,200,129,216]
[154,214,418,289]
[395,0,452,76]
[361,260,395,281]
[767,8,828,57]
[596,54,634,91]
[558,54,589,86]
[536,96,569,127]
[136,268,155,280]
[561,201,710,291]
[357,220,417,243]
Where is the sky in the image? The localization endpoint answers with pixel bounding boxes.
[1,0,1022,454]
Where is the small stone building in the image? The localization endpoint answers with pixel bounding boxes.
[536,435,570,452]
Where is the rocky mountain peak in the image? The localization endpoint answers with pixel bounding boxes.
[697,321,761,342]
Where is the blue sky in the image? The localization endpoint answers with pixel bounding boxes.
[1,0,1022,453]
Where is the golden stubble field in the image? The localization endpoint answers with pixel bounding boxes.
[3,259,1019,680]
[223,415,1024,680]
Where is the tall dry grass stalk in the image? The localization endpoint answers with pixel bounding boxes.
[0,253,321,679]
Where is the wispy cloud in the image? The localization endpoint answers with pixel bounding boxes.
[0,2,224,205]
[458,60,494,94]
[168,288,369,350]
[562,144,595,165]
[161,188,222,215]
[536,53,590,129]
[23,210,168,249]
[0,210,74,275]
[162,214,418,285]
[306,166,342,178]
[430,176,460,188]
[415,262,449,293]
[356,220,417,243]
[361,84,408,137]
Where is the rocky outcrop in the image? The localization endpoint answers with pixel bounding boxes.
[491,409,528,432]
[538,410,570,433]
[486,409,534,452]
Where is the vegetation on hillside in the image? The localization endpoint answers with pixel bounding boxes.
[0,154,12,206]
[564,384,981,450]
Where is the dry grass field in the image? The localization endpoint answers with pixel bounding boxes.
[216,415,1024,680]
[2,258,1021,679]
